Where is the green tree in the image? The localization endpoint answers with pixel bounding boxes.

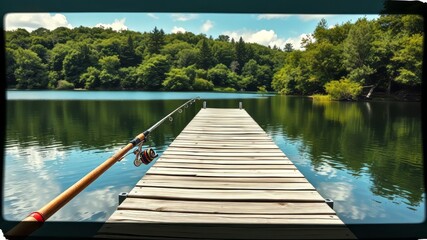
[177,48,199,67]
[120,35,141,67]
[212,41,235,67]
[95,38,122,57]
[119,67,137,89]
[272,51,314,95]
[98,55,121,88]
[30,44,49,63]
[135,54,170,89]
[227,71,243,90]
[49,43,73,73]
[193,78,214,91]
[325,78,363,100]
[241,59,273,91]
[343,18,376,85]
[313,18,329,43]
[5,48,17,87]
[197,39,214,69]
[13,48,49,89]
[147,27,165,54]
[308,41,344,87]
[241,59,259,90]
[235,37,247,74]
[161,41,192,59]
[5,28,31,49]
[63,44,96,87]
[216,35,230,42]
[32,27,50,37]
[392,34,423,86]
[51,27,73,44]
[373,15,423,94]
[195,68,208,79]
[80,67,101,89]
[257,85,268,93]
[30,35,53,49]
[207,64,229,86]
[163,68,193,91]
[56,80,74,90]
[47,71,61,89]
[284,43,294,52]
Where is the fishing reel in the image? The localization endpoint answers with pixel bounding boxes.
[133,146,158,167]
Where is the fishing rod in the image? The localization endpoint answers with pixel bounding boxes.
[6,97,200,239]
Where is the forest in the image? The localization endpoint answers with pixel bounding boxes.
[4,14,423,99]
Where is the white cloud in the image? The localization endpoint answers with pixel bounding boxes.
[317,182,353,201]
[171,26,187,33]
[257,14,291,20]
[298,14,333,21]
[147,13,159,19]
[317,181,388,221]
[201,20,213,32]
[313,162,338,178]
[171,13,199,21]
[96,18,128,31]
[3,145,66,220]
[0,229,5,240]
[4,13,72,31]
[223,29,307,50]
[289,34,308,50]
[257,14,333,22]
[3,144,129,222]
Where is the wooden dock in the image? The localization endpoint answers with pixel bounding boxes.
[96,108,356,239]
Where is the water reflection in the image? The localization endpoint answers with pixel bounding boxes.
[245,96,424,223]
[3,143,128,221]
[4,99,197,221]
[3,95,425,224]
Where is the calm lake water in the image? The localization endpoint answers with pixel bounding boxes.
[2,91,425,236]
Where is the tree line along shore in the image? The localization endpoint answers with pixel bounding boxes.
[5,15,422,100]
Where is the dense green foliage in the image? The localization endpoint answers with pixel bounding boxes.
[272,15,423,98]
[5,26,284,91]
[56,80,74,90]
[5,15,423,97]
[325,78,363,100]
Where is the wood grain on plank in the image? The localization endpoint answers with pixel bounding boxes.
[128,187,325,202]
[142,175,310,183]
[146,168,303,178]
[136,179,314,190]
[153,162,297,169]
[156,159,292,165]
[165,147,284,153]
[108,210,343,224]
[118,198,333,214]
[158,155,289,160]
[161,151,286,157]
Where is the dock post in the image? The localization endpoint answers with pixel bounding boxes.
[325,198,334,209]
[239,102,243,109]
[118,192,128,205]
[203,101,207,109]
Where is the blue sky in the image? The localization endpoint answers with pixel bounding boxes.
[4,13,378,49]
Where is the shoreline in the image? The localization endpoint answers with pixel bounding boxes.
[5,89,421,102]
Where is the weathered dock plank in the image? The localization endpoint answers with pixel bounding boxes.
[96,108,356,239]
[118,198,335,214]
